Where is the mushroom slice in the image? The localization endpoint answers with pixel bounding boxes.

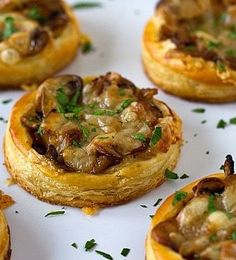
[36,75,83,117]
[8,28,49,56]
[193,177,225,196]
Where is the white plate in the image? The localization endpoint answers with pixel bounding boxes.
[1,0,236,259]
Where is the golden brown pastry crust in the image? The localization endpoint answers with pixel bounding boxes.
[0,212,11,260]
[142,0,236,103]
[0,0,80,89]
[146,173,223,260]
[4,74,182,209]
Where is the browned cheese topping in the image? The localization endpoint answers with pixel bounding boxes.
[158,0,236,70]
[152,155,236,260]
[0,0,68,63]
[21,73,180,174]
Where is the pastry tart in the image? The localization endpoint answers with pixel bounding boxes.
[142,0,236,102]
[0,191,14,260]
[146,155,236,260]
[0,0,80,89]
[4,72,182,209]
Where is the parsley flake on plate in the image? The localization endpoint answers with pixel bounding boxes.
[45,210,65,217]
[85,239,97,251]
[121,248,130,257]
[153,198,163,207]
[165,169,179,180]
[95,250,113,260]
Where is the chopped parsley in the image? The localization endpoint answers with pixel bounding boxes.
[72,2,102,9]
[150,127,162,147]
[192,108,205,113]
[207,41,221,50]
[230,117,236,124]
[27,7,45,23]
[232,231,236,240]
[45,210,65,217]
[81,41,94,54]
[0,117,8,123]
[216,60,226,73]
[95,250,113,260]
[2,99,12,104]
[228,26,236,40]
[201,120,207,124]
[172,191,188,206]
[36,126,44,136]
[149,215,154,218]
[85,239,97,251]
[165,169,179,180]
[116,99,135,113]
[140,204,148,208]
[153,198,163,207]
[132,133,146,142]
[220,165,224,170]
[217,119,227,129]
[2,17,17,40]
[72,139,81,148]
[209,234,217,242]
[225,49,236,58]
[92,109,116,116]
[71,242,78,249]
[180,174,189,179]
[121,248,130,257]
[208,194,217,213]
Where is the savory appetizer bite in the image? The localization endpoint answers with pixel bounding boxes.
[4,72,182,209]
[142,0,236,102]
[146,155,236,260]
[0,191,14,260]
[0,0,80,89]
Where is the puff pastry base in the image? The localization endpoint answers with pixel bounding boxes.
[146,173,223,260]
[142,18,236,103]
[0,1,80,89]
[4,77,182,209]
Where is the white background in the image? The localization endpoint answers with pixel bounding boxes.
[1,0,236,259]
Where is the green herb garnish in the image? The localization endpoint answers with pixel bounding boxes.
[121,248,130,257]
[172,191,188,205]
[192,108,205,113]
[116,99,135,113]
[208,194,217,213]
[220,165,224,170]
[207,41,221,50]
[153,198,163,207]
[209,234,217,242]
[85,239,97,251]
[180,174,189,179]
[27,7,45,23]
[228,26,236,40]
[118,89,126,96]
[201,120,207,124]
[2,99,12,104]
[72,2,102,9]
[149,215,154,218]
[225,49,236,58]
[92,109,116,116]
[150,127,162,147]
[3,17,17,39]
[81,41,94,54]
[132,133,146,142]
[165,169,179,180]
[95,250,113,260]
[71,242,78,249]
[0,117,8,123]
[72,139,81,147]
[217,119,227,129]
[45,210,65,217]
[140,205,148,208]
[232,231,236,240]
[216,60,226,73]
[36,126,44,136]
[230,117,236,124]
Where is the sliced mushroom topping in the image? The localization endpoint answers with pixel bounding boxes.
[36,75,83,117]
[193,177,225,196]
[22,73,168,173]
